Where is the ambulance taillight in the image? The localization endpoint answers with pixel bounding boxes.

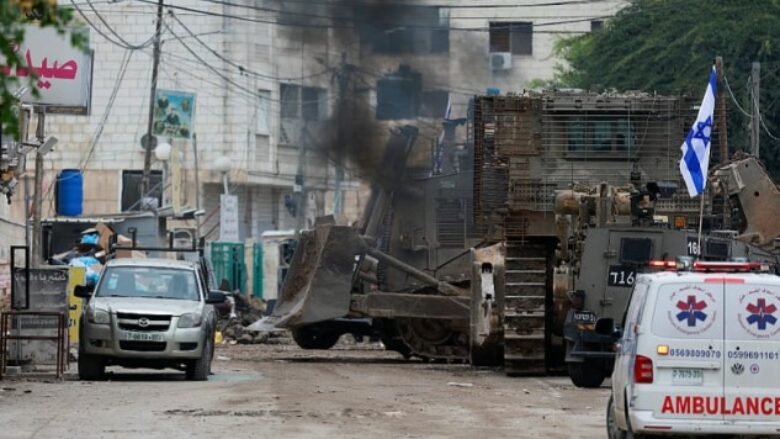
[634,355,654,384]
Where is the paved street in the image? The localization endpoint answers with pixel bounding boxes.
[0,343,609,439]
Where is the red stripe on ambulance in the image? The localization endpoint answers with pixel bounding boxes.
[661,395,780,416]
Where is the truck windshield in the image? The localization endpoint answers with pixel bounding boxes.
[96,266,200,301]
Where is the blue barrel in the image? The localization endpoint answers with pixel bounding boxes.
[57,169,83,216]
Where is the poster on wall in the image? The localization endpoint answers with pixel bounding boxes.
[154,89,196,139]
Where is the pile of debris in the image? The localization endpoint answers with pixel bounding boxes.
[217,293,288,345]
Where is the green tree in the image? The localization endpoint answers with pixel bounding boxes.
[1,1,76,138]
[555,0,780,177]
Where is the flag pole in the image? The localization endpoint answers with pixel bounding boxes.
[697,189,705,259]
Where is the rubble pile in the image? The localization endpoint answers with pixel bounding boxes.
[217,293,288,345]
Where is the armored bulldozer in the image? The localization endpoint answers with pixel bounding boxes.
[261,91,778,380]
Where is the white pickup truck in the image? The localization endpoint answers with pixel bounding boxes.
[75,258,226,381]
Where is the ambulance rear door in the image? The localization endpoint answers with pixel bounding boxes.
[644,277,725,420]
[723,276,780,421]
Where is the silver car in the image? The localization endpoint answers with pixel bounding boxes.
[75,258,225,381]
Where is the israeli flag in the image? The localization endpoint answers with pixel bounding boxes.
[680,66,718,197]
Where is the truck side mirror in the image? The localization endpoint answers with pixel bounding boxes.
[594,317,616,336]
[74,284,94,298]
[206,291,227,304]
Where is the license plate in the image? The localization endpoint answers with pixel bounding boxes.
[672,368,704,386]
[123,331,165,342]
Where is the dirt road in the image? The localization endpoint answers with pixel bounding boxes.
[0,343,610,439]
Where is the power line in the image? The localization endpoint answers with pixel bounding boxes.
[191,0,616,25]
[43,48,135,203]
[251,0,614,8]
[85,0,155,49]
[759,113,779,140]
[70,0,155,50]
[722,74,752,118]
[168,11,335,82]
[133,0,609,33]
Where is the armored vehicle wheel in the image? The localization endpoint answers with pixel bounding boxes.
[375,319,412,359]
[186,337,213,381]
[78,353,105,381]
[568,360,606,388]
[292,326,341,350]
[396,318,468,362]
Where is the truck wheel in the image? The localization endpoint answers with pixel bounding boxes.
[606,395,626,439]
[292,326,340,350]
[186,337,213,381]
[607,394,645,439]
[568,360,606,388]
[78,353,105,381]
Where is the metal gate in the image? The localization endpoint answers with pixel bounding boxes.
[252,243,263,299]
[210,243,246,293]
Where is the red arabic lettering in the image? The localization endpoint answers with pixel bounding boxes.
[0,49,79,90]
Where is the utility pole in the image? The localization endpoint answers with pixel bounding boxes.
[30,108,45,267]
[295,130,307,235]
[333,53,353,218]
[715,57,729,165]
[751,62,761,158]
[19,107,31,251]
[193,133,201,237]
[141,0,164,207]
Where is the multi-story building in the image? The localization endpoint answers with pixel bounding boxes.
[3,0,626,244]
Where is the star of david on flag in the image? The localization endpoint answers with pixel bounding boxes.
[680,66,718,197]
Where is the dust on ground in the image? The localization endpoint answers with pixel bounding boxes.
[0,343,610,439]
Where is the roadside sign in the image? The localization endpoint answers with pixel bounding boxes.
[0,25,93,114]
[220,194,240,242]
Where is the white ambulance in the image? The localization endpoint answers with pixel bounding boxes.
[607,260,780,438]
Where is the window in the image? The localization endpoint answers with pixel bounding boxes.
[121,170,162,212]
[619,238,652,265]
[489,22,533,55]
[591,20,604,32]
[280,84,327,121]
[256,90,271,135]
[280,84,299,119]
[565,115,636,154]
[301,87,321,121]
[97,267,199,301]
[376,66,422,120]
[356,5,449,55]
[421,90,450,118]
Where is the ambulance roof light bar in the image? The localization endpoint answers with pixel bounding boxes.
[648,259,772,273]
[691,261,771,272]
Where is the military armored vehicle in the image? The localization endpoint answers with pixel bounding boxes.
[261,91,777,381]
[556,182,777,388]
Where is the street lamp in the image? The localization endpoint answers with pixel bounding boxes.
[214,155,232,194]
[154,142,172,206]
[153,142,172,162]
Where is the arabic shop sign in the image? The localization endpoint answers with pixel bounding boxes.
[154,89,196,139]
[0,25,93,113]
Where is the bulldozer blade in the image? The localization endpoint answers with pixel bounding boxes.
[260,224,363,329]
